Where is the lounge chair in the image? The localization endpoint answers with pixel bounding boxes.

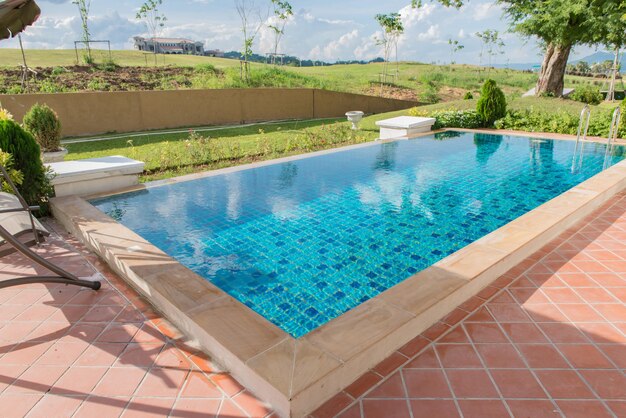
[0,164,100,290]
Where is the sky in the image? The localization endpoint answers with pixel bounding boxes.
[0,0,600,64]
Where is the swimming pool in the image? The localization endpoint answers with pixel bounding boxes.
[92,131,625,337]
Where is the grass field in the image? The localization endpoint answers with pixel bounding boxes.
[63,95,612,182]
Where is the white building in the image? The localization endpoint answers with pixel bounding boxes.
[133,37,205,55]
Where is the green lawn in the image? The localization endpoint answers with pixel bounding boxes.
[0,49,243,69]
[64,95,605,182]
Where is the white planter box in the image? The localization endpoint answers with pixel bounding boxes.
[375,116,437,140]
[47,156,145,197]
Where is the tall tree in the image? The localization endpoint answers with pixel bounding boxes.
[412,0,626,97]
[268,0,293,65]
[235,0,268,81]
[375,12,404,92]
[448,38,464,71]
[72,0,92,64]
[136,0,168,66]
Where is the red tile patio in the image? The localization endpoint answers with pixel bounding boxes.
[312,192,626,418]
[0,192,625,417]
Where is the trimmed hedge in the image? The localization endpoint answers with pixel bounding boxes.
[476,79,507,127]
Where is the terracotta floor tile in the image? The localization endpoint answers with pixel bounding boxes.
[435,344,482,369]
[50,366,108,395]
[464,307,495,323]
[446,369,499,398]
[345,372,383,399]
[556,400,614,418]
[0,393,42,417]
[490,369,547,398]
[606,401,626,417]
[557,345,615,369]
[501,323,549,344]
[122,397,176,418]
[135,367,188,398]
[80,305,124,323]
[398,335,431,358]
[516,344,570,369]
[534,370,596,399]
[557,304,606,323]
[475,344,525,369]
[437,326,469,344]
[75,342,127,367]
[217,399,249,417]
[509,288,551,305]
[592,303,626,322]
[366,372,406,398]
[336,403,362,418]
[402,369,451,399]
[457,400,509,418]
[372,351,408,377]
[0,342,54,365]
[422,322,452,341]
[464,323,509,343]
[93,367,147,396]
[96,323,141,343]
[524,304,569,323]
[170,398,221,417]
[542,288,585,304]
[181,371,223,398]
[115,343,163,368]
[362,399,411,418]
[210,373,245,397]
[506,400,559,418]
[26,394,85,418]
[311,392,354,418]
[35,341,89,366]
[0,321,41,342]
[558,273,598,288]
[76,396,130,417]
[63,323,107,343]
[403,347,439,369]
[4,365,67,395]
[598,345,626,368]
[538,323,589,344]
[575,323,626,344]
[579,370,626,400]
[409,400,460,418]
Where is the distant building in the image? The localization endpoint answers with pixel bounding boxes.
[133,37,205,55]
[205,49,225,58]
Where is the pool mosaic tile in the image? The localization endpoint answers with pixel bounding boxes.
[92,131,625,337]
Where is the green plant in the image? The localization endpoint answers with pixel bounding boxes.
[569,85,603,105]
[420,85,440,104]
[0,150,24,193]
[464,91,474,100]
[23,104,63,152]
[476,79,507,126]
[0,105,13,121]
[0,119,53,209]
[410,107,483,129]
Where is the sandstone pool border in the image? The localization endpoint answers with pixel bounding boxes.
[51,130,626,417]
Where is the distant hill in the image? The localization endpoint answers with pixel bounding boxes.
[570,51,624,65]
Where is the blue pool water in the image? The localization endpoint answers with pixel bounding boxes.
[92,131,625,337]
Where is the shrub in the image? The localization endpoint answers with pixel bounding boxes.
[409,107,483,129]
[464,91,474,100]
[0,150,24,193]
[420,85,441,104]
[0,119,53,209]
[569,85,603,105]
[23,103,62,152]
[476,79,507,127]
[0,104,13,121]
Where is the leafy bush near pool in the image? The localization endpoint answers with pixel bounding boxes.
[23,103,62,152]
[409,107,483,129]
[569,85,603,105]
[0,151,24,193]
[477,79,507,127]
[0,119,53,209]
[494,107,626,138]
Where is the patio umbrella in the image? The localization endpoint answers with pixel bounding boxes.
[0,0,41,89]
[0,0,40,40]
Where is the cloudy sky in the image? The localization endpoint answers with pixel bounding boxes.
[0,0,599,64]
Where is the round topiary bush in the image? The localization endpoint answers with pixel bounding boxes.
[0,119,53,209]
[22,103,62,152]
[476,79,507,127]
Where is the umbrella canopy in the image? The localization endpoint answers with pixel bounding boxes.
[0,0,41,40]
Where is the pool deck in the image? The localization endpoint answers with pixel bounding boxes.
[0,192,624,417]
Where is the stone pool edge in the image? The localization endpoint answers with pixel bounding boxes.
[51,137,626,418]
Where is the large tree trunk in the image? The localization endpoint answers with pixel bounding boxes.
[536,43,572,97]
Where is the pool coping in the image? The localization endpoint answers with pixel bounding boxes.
[51,130,626,418]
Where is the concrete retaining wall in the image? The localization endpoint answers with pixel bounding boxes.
[0,89,416,137]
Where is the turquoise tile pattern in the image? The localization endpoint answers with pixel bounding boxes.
[91,132,625,337]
